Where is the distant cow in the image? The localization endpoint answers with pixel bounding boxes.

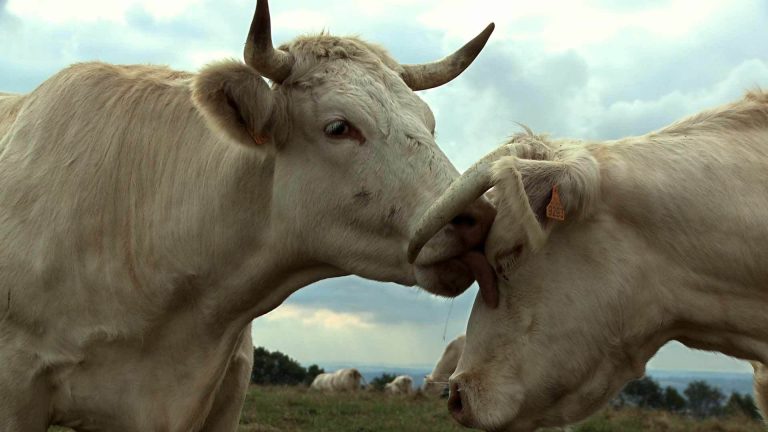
[423,334,465,396]
[311,369,363,392]
[385,375,414,395]
[409,90,768,431]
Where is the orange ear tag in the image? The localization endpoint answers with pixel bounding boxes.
[253,134,268,146]
[546,185,565,221]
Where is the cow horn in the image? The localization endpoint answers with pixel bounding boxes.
[401,23,495,91]
[407,144,513,263]
[244,0,295,83]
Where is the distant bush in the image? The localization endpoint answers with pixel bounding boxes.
[304,364,325,386]
[685,380,725,418]
[251,346,324,386]
[618,376,737,418]
[369,373,397,392]
[622,377,664,409]
[662,386,686,413]
[725,392,760,419]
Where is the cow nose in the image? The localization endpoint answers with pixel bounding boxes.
[448,381,474,427]
[450,198,496,250]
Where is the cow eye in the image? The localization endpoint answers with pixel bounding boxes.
[323,119,366,144]
[324,120,350,137]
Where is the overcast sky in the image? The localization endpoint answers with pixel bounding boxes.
[1,0,765,373]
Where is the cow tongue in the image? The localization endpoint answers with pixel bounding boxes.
[460,251,498,308]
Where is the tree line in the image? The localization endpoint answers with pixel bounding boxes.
[250,346,325,386]
[250,346,761,418]
[250,347,406,392]
[617,376,759,419]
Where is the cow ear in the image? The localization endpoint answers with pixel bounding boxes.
[519,149,600,224]
[490,150,600,252]
[192,60,275,149]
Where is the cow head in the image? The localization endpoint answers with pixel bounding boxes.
[408,133,667,431]
[191,0,496,299]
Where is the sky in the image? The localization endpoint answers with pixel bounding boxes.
[1,0,766,373]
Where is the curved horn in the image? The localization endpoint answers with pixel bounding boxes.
[244,0,295,83]
[401,23,495,91]
[407,144,513,263]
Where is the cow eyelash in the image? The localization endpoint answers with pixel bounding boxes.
[323,119,366,144]
[324,120,350,137]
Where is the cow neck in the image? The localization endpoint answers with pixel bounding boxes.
[174,148,346,332]
[594,133,768,369]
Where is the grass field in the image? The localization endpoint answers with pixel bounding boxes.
[238,386,765,432]
[50,385,765,431]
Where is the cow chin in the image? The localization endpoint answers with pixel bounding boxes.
[452,363,624,432]
[414,258,476,298]
[448,372,527,432]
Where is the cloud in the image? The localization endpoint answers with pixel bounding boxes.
[587,58,768,139]
[252,302,467,366]
[283,276,475,326]
[262,304,374,330]
[5,0,202,23]
[416,0,768,174]
[649,342,753,373]
[0,0,17,28]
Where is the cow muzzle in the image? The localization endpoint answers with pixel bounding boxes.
[448,371,528,432]
[412,197,496,302]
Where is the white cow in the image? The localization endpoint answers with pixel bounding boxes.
[409,90,768,431]
[385,375,414,395]
[311,369,363,392]
[423,334,466,396]
[0,1,497,430]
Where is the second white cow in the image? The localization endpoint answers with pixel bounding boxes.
[311,369,363,392]
[409,90,768,431]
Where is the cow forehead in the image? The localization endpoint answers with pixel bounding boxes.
[274,34,435,137]
[279,34,404,85]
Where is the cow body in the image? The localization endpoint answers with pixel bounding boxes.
[310,369,362,392]
[423,334,465,396]
[409,91,768,431]
[0,1,496,429]
[0,64,288,431]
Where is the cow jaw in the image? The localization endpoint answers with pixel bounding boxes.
[447,296,616,432]
[414,251,497,303]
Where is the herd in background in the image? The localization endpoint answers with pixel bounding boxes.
[308,334,466,396]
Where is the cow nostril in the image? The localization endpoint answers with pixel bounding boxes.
[451,213,477,227]
[448,382,463,415]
